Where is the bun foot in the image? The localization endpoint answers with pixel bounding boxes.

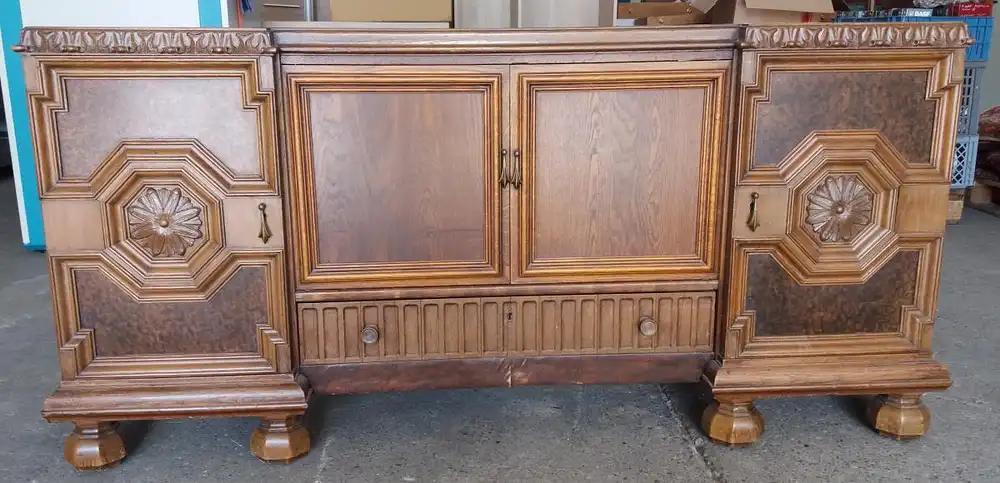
[250,416,310,462]
[869,394,931,440]
[702,399,764,445]
[64,422,126,470]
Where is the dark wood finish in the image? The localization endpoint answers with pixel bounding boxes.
[76,267,265,356]
[746,251,919,336]
[297,292,715,364]
[751,71,936,168]
[15,24,969,466]
[301,353,712,394]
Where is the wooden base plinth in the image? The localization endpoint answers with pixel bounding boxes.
[702,399,764,445]
[869,394,931,440]
[64,422,126,471]
[250,416,311,463]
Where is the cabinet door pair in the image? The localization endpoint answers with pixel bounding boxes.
[283,61,730,289]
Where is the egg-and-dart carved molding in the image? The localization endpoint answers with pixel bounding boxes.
[736,51,962,185]
[741,24,972,50]
[23,58,278,199]
[14,28,275,55]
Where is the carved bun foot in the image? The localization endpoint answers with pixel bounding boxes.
[702,399,765,445]
[250,416,310,463]
[869,394,931,440]
[64,422,126,470]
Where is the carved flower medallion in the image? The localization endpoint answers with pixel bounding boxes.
[805,175,873,243]
[127,187,204,257]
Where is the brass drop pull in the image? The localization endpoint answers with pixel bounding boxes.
[510,149,523,189]
[746,192,760,232]
[638,316,658,337]
[257,203,273,244]
[499,149,509,188]
[361,326,379,345]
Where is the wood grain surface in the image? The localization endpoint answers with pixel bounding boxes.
[531,86,705,260]
[746,251,919,336]
[752,71,935,167]
[309,90,488,265]
[75,266,266,356]
[57,77,260,178]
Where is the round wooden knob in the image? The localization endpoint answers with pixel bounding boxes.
[638,317,657,337]
[360,326,379,345]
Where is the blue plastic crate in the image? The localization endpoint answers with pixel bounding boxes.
[952,134,979,188]
[836,15,992,61]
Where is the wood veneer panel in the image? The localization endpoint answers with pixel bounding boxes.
[309,90,487,265]
[57,78,260,178]
[746,251,919,336]
[752,71,935,167]
[532,87,705,260]
[75,267,266,356]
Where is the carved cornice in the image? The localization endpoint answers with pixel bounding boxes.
[13,28,274,55]
[742,24,972,50]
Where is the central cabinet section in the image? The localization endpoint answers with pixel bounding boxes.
[284,60,729,291]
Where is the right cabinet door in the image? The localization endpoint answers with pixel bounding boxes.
[511,61,729,283]
[723,47,961,360]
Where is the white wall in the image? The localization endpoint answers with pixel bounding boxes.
[20,0,202,27]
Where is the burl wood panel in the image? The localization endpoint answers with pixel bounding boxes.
[752,71,935,167]
[56,78,260,178]
[309,90,489,265]
[75,267,267,356]
[532,87,706,260]
[747,251,919,336]
[297,292,714,364]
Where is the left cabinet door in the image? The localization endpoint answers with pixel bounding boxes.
[283,65,508,289]
[26,54,292,379]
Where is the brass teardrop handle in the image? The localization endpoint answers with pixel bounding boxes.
[499,149,509,188]
[638,316,658,337]
[511,149,522,189]
[257,203,273,244]
[746,192,760,232]
[361,326,379,345]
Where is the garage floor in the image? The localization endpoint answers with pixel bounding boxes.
[1,176,997,483]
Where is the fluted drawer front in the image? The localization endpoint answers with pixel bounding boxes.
[297,292,715,364]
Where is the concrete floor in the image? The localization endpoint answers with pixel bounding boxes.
[0,175,997,483]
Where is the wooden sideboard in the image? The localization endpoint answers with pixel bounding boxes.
[14,23,967,469]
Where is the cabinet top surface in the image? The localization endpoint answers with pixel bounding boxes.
[14,23,971,56]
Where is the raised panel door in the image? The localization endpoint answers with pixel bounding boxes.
[723,48,961,360]
[511,61,729,283]
[24,52,292,379]
[284,65,507,288]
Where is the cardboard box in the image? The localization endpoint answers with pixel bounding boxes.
[691,0,834,25]
[328,0,453,23]
[617,2,696,19]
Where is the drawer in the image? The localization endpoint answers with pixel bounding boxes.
[297,292,715,364]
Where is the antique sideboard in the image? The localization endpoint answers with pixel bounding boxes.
[15,23,966,469]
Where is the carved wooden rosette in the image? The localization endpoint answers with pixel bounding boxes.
[127,187,205,257]
[806,174,873,243]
